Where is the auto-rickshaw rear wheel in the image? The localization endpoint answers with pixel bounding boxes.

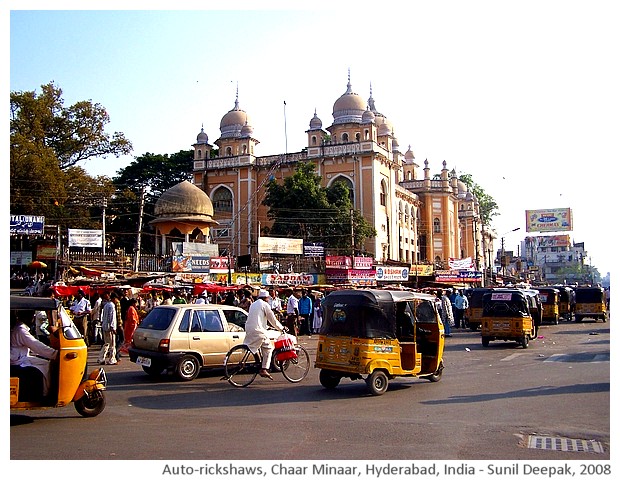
[421,359,444,382]
[319,369,341,389]
[366,370,389,396]
[521,335,530,349]
[74,390,106,417]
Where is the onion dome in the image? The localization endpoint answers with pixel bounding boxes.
[392,135,400,152]
[196,126,208,144]
[404,145,415,162]
[362,107,375,124]
[332,71,366,124]
[220,87,252,139]
[153,181,215,222]
[309,109,323,130]
[240,119,253,138]
[378,121,392,136]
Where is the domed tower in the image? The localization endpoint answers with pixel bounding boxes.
[215,86,259,157]
[193,125,212,163]
[306,109,325,148]
[327,71,367,144]
[150,181,219,256]
[402,145,419,181]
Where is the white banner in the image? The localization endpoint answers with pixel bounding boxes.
[448,257,473,270]
[258,236,303,255]
[68,229,103,248]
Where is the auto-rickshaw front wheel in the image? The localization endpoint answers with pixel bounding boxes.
[74,390,106,417]
[366,370,389,396]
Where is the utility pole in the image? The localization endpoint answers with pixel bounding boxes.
[134,187,146,272]
[101,198,107,255]
[350,208,355,259]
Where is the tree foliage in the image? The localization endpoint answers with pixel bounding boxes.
[10,82,132,170]
[262,162,376,254]
[10,82,130,231]
[458,173,499,226]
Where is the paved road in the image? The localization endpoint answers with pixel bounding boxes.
[10,317,610,467]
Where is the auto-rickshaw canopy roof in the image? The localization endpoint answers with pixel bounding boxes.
[10,296,58,311]
[321,289,436,339]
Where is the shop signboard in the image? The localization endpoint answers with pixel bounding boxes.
[10,215,45,235]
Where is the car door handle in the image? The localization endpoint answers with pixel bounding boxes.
[192,336,200,340]
[233,335,240,339]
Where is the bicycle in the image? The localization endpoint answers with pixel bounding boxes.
[223,340,310,387]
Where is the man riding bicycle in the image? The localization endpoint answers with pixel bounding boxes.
[244,289,284,380]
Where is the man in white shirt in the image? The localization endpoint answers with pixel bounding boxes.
[285,288,301,337]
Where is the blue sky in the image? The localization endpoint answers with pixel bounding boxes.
[6,1,619,276]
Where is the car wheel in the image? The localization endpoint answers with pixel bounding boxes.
[175,355,200,381]
[366,370,389,396]
[319,369,341,389]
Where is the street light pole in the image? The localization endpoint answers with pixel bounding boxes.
[501,227,520,277]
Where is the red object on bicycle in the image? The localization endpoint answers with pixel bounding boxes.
[274,334,297,362]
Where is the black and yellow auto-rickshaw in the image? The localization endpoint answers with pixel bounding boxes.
[553,285,575,321]
[10,296,107,417]
[315,289,445,396]
[574,286,607,322]
[537,287,560,324]
[480,288,539,348]
[465,287,492,331]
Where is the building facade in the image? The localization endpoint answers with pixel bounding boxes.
[191,76,486,280]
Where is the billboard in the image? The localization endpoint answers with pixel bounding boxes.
[10,215,45,235]
[525,208,573,233]
[68,229,103,248]
[258,236,303,254]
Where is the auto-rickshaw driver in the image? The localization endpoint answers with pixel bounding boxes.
[10,295,107,417]
[315,289,445,396]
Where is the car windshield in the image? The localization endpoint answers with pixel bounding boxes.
[139,307,176,330]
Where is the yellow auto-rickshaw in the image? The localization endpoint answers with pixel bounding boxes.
[480,288,538,348]
[465,287,492,331]
[574,286,607,322]
[315,289,445,396]
[537,287,560,324]
[553,285,575,321]
[10,295,107,417]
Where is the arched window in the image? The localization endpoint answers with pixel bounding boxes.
[197,149,202,159]
[330,175,355,204]
[398,202,403,223]
[225,146,232,156]
[380,180,387,207]
[242,145,247,154]
[212,187,233,214]
[365,129,370,140]
[342,132,349,142]
[311,135,317,146]
[404,205,409,225]
[355,132,360,141]
[433,217,441,233]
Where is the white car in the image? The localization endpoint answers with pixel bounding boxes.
[128,304,280,381]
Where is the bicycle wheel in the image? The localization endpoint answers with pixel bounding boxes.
[279,345,310,383]
[224,344,260,387]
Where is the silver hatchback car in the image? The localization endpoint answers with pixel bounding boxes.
[128,304,279,381]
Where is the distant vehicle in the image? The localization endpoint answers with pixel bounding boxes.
[537,287,561,324]
[574,287,607,322]
[464,288,493,331]
[480,289,539,348]
[128,304,280,381]
[553,285,575,321]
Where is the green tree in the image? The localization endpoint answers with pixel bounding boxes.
[10,82,132,171]
[262,162,376,254]
[10,82,131,230]
[458,173,499,226]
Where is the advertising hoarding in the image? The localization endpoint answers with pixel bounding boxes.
[68,229,103,248]
[258,236,303,254]
[525,208,573,232]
